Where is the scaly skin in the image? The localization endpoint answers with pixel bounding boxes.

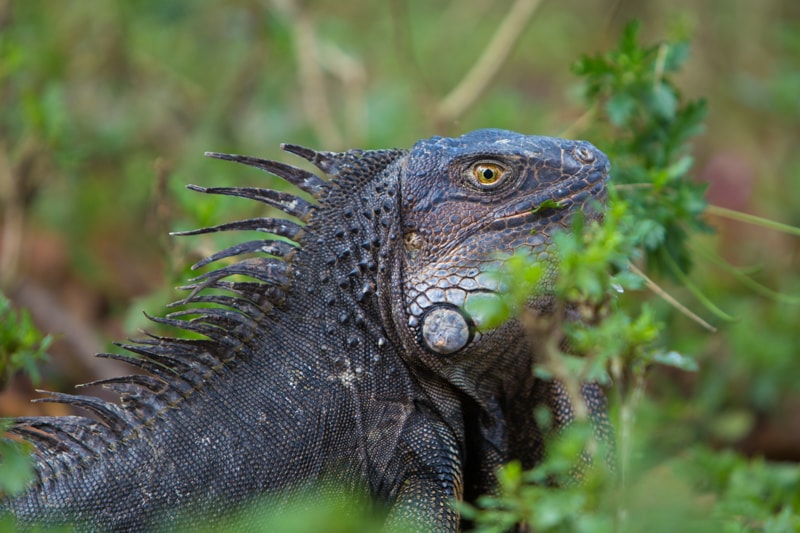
[2,129,609,531]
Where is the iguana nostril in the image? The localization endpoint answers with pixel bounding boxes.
[420,304,472,355]
[574,147,596,163]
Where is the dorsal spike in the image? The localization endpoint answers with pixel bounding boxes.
[189,258,290,288]
[210,280,286,308]
[8,425,69,453]
[112,342,191,373]
[96,351,179,380]
[13,416,118,456]
[32,392,132,434]
[176,279,285,312]
[185,184,314,221]
[12,420,97,456]
[166,307,258,331]
[204,152,326,196]
[280,143,344,175]
[78,374,168,395]
[170,217,303,239]
[94,383,164,420]
[136,333,217,352]
[190,239,296,271]
[168,294,268,320]
[143,314,239,345]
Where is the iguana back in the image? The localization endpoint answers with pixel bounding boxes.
[2,129,610,531]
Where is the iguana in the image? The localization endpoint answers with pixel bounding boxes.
[1,129,610,531]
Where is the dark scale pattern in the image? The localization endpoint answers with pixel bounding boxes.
[2,129,610,532]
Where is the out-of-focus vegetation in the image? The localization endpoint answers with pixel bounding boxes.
[0,294,50,385]
[1,0,798,530]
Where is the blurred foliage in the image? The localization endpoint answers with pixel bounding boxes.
[181,487,391,533]
[0,293,46,496]
[0,0,798,531]
[0,427,33,498]
[0,293,51,384]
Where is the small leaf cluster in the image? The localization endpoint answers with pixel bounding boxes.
[573,20,710,276]
[474,196,679,385]
[465,431,800,533]
[0,293,52,386]
[553,199,684,381]
[461,423,614,533]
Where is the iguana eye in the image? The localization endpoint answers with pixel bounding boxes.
[471,163,506,186]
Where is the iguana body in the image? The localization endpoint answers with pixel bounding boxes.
[2,129,610,531]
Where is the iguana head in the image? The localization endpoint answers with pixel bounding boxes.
[394,129,609,367]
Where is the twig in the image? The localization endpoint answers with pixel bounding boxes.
[653,42,669,89]
[628,263,717,332]
[691,243,800,305]
[612,183,654,190]
[435,0,542,125]
[706,204,800,237]
[0,142,21,289]
[559,104,597,139]
[662,251,736,322]
[319,43,367,146]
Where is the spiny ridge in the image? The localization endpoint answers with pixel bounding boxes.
[280,144,343,175]
[320,149,405,208]
[189,257,289,286]
[8,147,389,482]
[166,306,259,332]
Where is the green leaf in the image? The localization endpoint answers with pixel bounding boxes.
[663,41,691,72]
[606,92,636,126]
[665,155,693,181]
[0,435,35,496]
[650,349,699,372]
[464,292,511,331]
[531,198,565,214]
[619,20,642,55]
[650,83,678,120]
[0,293,51,385]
